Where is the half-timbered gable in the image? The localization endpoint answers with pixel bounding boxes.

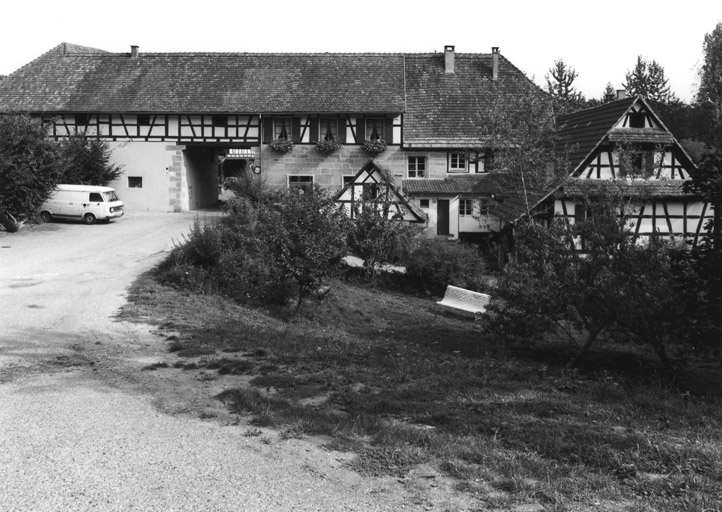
[336,160,425,223]
[553,96,712,244]
[0,43,543,216]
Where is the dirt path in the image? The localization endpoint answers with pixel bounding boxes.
[0,213,472,511]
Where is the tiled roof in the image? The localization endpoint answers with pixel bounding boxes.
[558,179,691,199]
[402,175,545,222]
[0,43,543,143]
[402,176,492,195]
[0,44,406,113]
[555,97,636,172]
[403,53,542,145]
[607,128,674,144]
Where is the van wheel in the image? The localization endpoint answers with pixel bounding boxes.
[83,213,97,225]
[40,211,52,222]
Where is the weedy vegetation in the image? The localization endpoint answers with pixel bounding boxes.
[122,268,722,512]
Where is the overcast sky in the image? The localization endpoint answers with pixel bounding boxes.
[2,0,719,103]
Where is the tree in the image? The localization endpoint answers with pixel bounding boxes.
[697,22,722,107]
[487,184,685,370]
[482,82,572,219]
[0,115,64,231]
[602,82,617,103]
[346,186,417,282]
[256,186,349,311]
[545,59,585,114]
[623,55,674,102]
[681,151,722,348]
[58,136,123,185]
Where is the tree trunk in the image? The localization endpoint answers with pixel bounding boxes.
[0,211,21,233]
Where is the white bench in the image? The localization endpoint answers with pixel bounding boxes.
[437,285,491,318]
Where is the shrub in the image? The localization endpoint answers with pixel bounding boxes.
[0,115,64,230]
[157,184,347,312]
[58,136,124,185]
[404,239,486,296]
[347,204,417,282]
[269,138,294,153]
[315,139,342,154]
[361,138,387,156]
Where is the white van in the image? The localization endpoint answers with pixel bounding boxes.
[39,184,124,224]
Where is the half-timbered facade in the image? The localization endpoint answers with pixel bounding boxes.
[0,43,541,222]
[552,96,712,245]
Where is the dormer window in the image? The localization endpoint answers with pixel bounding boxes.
[628,112,646,128]
[448,152,468,173]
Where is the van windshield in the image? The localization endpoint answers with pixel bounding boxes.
[103,191,119,202]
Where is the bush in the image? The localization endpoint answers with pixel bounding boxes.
[157,185,348,312]
[405,239,486,296]
[0,115,64,230]
[347,205,417,282]
[58,136,123,185]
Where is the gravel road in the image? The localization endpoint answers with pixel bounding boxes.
[0,212,467,511]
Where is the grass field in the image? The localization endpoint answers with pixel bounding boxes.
[120,271,722,512]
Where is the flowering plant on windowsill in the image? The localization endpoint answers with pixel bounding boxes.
[362,138,387,156]
[315,138,342,154]
[269,138,294,153]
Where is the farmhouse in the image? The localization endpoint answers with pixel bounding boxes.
[548,96,713,245]
[0,42,541,239]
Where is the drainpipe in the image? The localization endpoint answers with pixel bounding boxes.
[258,114,263,175]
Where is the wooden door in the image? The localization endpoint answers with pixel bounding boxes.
[437,200,450,235]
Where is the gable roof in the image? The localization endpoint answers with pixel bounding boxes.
[554,95,695,176]
[0,43,544,145]
[0,44,406,114]
[336,160,426,223]
[555,97,638,173]
[402,53,542,147]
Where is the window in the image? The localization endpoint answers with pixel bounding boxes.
[89,193,103,202]
[137,114,151,126]
[319,117,339,141]
[75,114,89,126]
[470,151,488,173]
[628,112,646,128]
[408,157,426,178]
[459,199,473,216]
[288,175,313,191]
[343,175,355,188]
[448,152,467,173]
[274,117,293,139]
[362,183,379,200]
[128,176,143,188]
[620,150,655,177]
[419,199,430,209]
[212,115,228,127]
[366,117,385,141]
[478,198,490,215]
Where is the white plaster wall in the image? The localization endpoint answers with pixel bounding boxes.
[107,141,177,212]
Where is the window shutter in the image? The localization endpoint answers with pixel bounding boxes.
[574,204,586,224]
[384,117,393,144]
[337,116,346,143]
[292,116,301,143]
[263,117,273,143]
[309,116,319,142]
[356,116,365,143]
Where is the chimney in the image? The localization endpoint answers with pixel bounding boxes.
[444,45,455,74]
[492,47,499,80]
[130,45,139,58]
[616,89,627,100]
